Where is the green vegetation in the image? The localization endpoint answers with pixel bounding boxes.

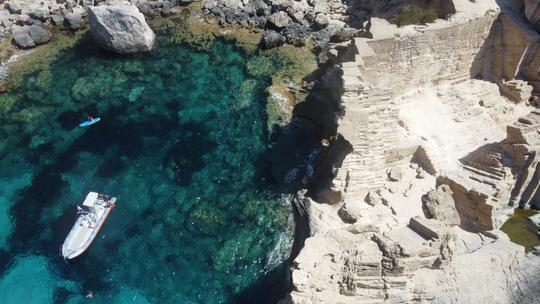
[390,5,439,27]
[501,209,540,252]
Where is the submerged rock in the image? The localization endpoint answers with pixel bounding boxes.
[87,4,155,54]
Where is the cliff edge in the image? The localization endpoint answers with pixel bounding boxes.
[283,0,540,303]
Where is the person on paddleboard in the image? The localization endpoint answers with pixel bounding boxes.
[79,115,100,128]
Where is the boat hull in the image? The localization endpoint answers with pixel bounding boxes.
[61,192,115,259]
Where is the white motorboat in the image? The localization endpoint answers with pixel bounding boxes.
[61,192,116,259]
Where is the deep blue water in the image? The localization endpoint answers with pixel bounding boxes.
[0,34,295,303]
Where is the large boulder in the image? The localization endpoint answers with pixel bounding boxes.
[283,23,309,46]
[86,4,155,54]
[421,184,460,226]
[524,0,540,30]
[12,24,52,48]
[260,30,286,49]
[25,2,50,21]
[27,24,52,45]
[12,26,34,48]
[64,11,82,29]
[6,1,23,14]
[267,11,291,29]
[0,10,11,27]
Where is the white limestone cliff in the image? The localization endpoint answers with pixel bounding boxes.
[283,0,540,303]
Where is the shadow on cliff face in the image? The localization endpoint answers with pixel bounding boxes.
[233,262,291,304]
[238,49,357,303]
[469,13,506,82]
[259,62,347,196]
[470,4,540,95]
[241,60,349,304]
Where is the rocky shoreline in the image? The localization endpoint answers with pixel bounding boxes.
[0,0,366,52]
[202,0,364,49]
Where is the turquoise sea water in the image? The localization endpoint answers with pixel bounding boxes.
[0,34,295,303]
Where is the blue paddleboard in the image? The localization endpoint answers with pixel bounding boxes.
[79,117,101,128]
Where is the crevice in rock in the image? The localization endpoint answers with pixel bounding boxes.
[289,192,311,261]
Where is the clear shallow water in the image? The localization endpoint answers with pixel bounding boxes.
[0,34,294,303]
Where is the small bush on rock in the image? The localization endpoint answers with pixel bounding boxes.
[391,5,439,27]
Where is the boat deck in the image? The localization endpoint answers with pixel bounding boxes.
[61,192,116,259]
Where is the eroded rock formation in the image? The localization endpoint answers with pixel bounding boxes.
[283,0,540,302]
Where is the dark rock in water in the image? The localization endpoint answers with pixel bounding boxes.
[64,12,82,29]
[87,4,155,54]
[284,23,309,46]
[261,30,286,49]
[28,24,52,45]
[12,26,35,48]
[267,11,291,29]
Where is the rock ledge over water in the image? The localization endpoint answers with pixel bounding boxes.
[87,3,155,54]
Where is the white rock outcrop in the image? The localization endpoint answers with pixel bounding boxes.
[284,0,540,302]
[87,3,155,54]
